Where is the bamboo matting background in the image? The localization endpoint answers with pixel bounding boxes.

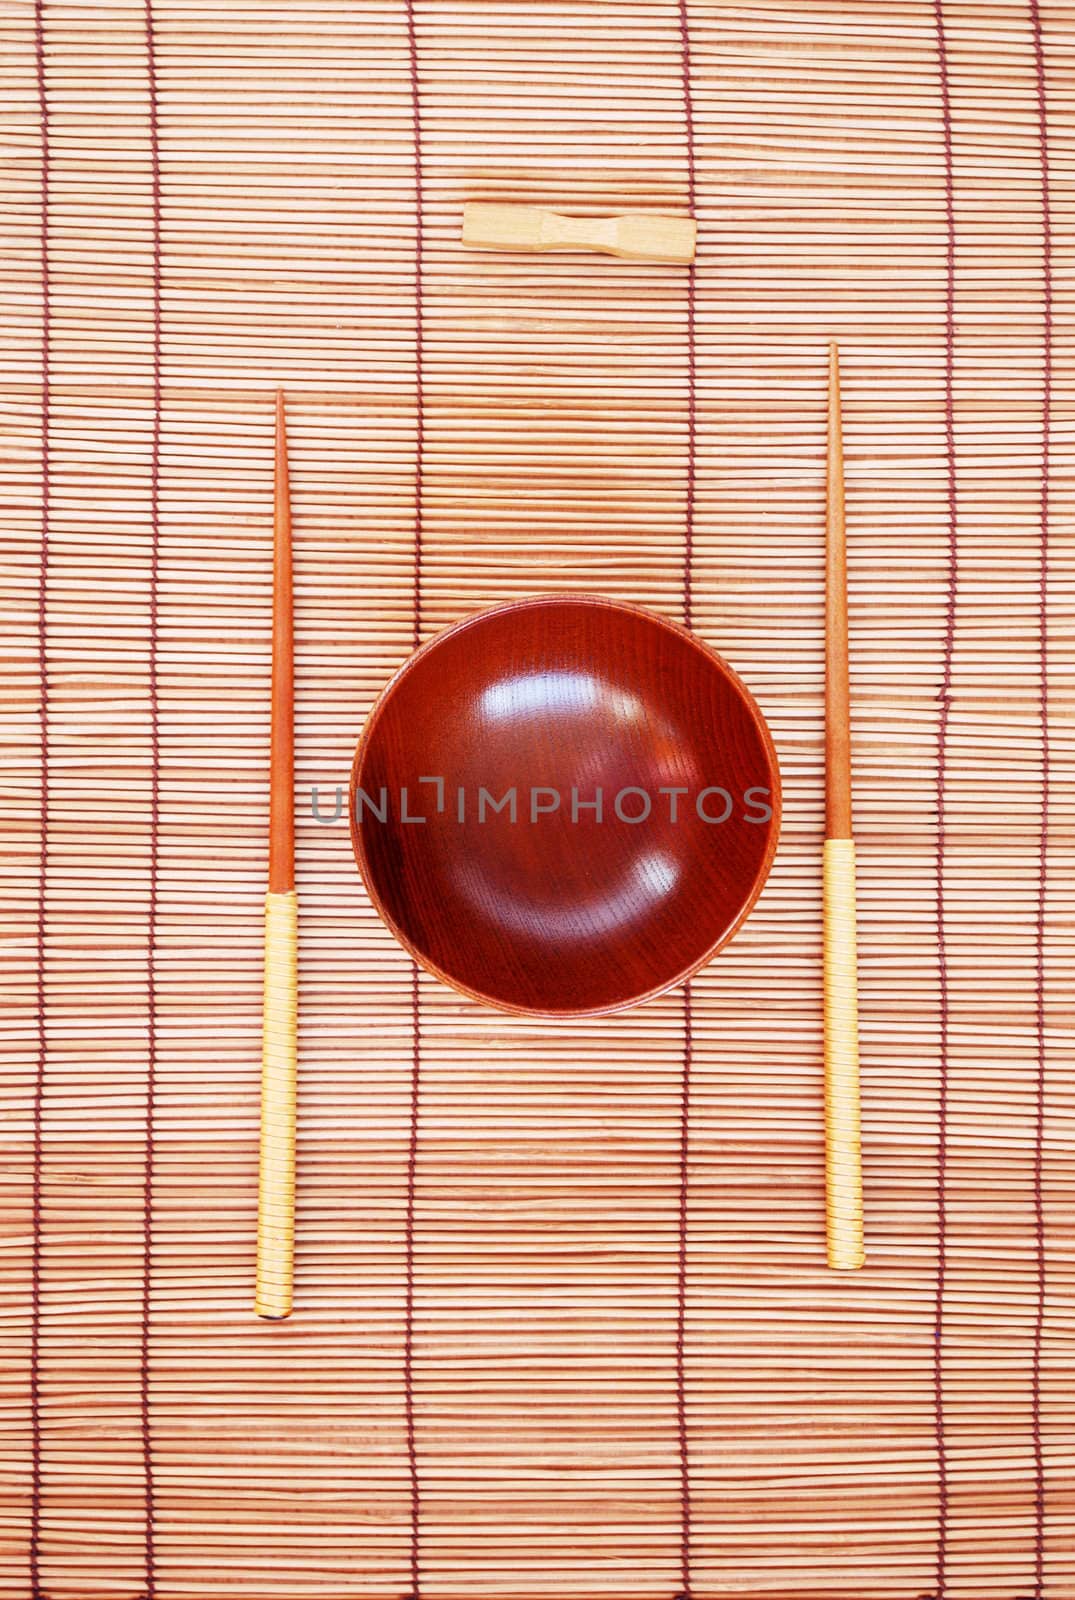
[2,1,1074,1596]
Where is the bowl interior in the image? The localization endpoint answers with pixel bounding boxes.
[351,597,779,1014]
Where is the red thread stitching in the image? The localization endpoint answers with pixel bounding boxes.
[675,983,694,1599]
[407,0,425,655]
[142,0,163,1590]
[403,4,425,1593]
[676,3,698,1594]
[1028,5,1052,1594]
[677,0,697,635]
[404,964,422,1599]
[30,2,50,1590]
[931,4,957,1593]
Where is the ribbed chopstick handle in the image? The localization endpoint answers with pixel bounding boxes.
[255,888,298,1317]
[822,839,865,1270]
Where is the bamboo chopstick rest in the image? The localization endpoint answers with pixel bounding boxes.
[822,344,865,1271]
[462,202,696,264]
[255,391,300,1319]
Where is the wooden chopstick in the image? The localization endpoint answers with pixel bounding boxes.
[255,391,299,1318]
[822,345,865,1270]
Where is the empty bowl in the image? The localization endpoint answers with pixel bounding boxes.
[350,595,780,1015]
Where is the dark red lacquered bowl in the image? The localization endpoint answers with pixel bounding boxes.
[350,595,780,1016]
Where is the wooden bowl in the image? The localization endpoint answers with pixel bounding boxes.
[350,596,780,1016]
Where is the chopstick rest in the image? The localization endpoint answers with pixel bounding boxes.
[255,391,299,1319]
[462,202,696,264]
[823,344,865,1271]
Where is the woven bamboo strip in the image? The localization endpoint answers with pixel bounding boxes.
[1,0,1073,1597]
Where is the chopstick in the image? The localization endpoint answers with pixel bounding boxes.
[823,345,866,1270]
[255,390,299,1318]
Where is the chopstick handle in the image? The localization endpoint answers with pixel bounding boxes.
[822,839,865,1270]
[255,888,298,1318]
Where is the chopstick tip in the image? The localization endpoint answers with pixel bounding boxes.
[827,344,842,410]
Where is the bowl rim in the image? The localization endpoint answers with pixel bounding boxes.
[349,592,782,1017]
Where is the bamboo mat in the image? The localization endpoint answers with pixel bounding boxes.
[2,0,1073,1595]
